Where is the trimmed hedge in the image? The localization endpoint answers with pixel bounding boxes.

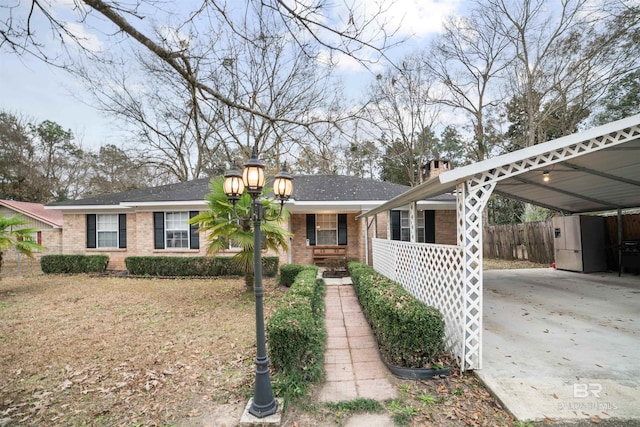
[40,255,109,274]
[267,266,324,398]
[124,256,279,277]
[279,263,308,287]
[348,261,445,368]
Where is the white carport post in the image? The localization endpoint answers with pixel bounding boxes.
[456,180,496,370]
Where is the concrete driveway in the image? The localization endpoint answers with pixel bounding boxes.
[477,268,640,422]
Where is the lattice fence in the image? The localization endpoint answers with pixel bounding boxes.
[372,238,466,368]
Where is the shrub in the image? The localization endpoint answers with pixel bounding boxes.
[262,256,279,278]
[267,267,325,400]
[348,262,445,368]
[40,255,109,274]
[279,264,315,287]
[124,256,279,277]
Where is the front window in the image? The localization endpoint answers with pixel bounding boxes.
[97,214,118,248]
[166,212,189,248]
[316,214,337,245]
[400,211,410,242]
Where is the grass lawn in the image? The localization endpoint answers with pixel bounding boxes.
[1,259,528,426]
[0,263,288,426]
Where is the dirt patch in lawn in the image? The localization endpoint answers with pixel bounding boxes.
[484,258,549,270]
[0,271,287,426]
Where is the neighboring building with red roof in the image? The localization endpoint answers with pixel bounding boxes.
[0,200,63,260]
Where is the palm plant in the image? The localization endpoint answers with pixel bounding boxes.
[0,215,44,275]
[190,177,291,289]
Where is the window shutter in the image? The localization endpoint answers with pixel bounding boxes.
[391,210,401,241]
[153,212,165,249]
[306,214,316,246]
[338,214,348,245]
[37,231,42,245]
[425,210,436,244]
[118,214,127,248]
[86,214,97,248]
[189,211,199,250]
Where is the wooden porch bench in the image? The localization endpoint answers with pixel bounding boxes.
[312,246,347,266]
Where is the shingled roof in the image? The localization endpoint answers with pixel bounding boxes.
[51,178,211,206]
[50,175,455,207]
[292,175,453,201]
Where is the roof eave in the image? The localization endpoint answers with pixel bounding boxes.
[1,201,63,228]
[357,177,457,219]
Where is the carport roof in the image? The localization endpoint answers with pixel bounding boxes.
[360,114,640,217]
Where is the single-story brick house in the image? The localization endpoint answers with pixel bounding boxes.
[0,199,63,260]
[47,173,457,270]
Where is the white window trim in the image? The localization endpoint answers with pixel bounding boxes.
[417,211,425,243]
[400,211,410,242]
[97,214,119,248]
[316,213,338,246]
[165,212,190,249]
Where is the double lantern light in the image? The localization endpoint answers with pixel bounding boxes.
[223,149,293,203]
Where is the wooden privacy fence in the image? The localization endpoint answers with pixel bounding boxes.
[484,213,640,267]
[483,220,554,265]
[604,213,640,241]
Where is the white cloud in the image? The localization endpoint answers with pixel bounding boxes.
[317,49,376,74]
[157,25,192,51]
[63,22,103,52]
[387,0,462,38]
[315,0,462,75]
[348,0,463,38]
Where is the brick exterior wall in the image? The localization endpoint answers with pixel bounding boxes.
[62,214,88,255]
[62,211,286,271]
[289,213,363,265]
[60,208,458,271]
[436,210,458,245]
[362,212,390,265]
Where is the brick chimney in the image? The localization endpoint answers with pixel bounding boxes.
[421,159,451,182]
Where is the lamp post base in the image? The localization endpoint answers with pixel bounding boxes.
[239,398,283,426]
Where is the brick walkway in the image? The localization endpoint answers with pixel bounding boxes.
[318,279,398,402]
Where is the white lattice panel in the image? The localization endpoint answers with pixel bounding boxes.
[372,238,465,368]
[457,181,495,370]
[467,125,640,189]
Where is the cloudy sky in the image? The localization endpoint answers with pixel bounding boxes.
[0,0,462,149]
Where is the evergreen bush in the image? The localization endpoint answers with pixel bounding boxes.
[348,261,446,368]
[267,267,326,399]
[40,255,109,274]
[279,264,315,287]
[124,256,279,277]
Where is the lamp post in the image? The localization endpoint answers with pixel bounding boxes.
[223,148,293,418]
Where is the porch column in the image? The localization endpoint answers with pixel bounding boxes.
[363,217,370,265]
[409,201,417,243]
[456,180,495,371]
[287,217,293,264]
[374,214,378,238]
[386,211,392,240]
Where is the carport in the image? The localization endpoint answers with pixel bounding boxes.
[358,113,640,372]
[480,268,640,421]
